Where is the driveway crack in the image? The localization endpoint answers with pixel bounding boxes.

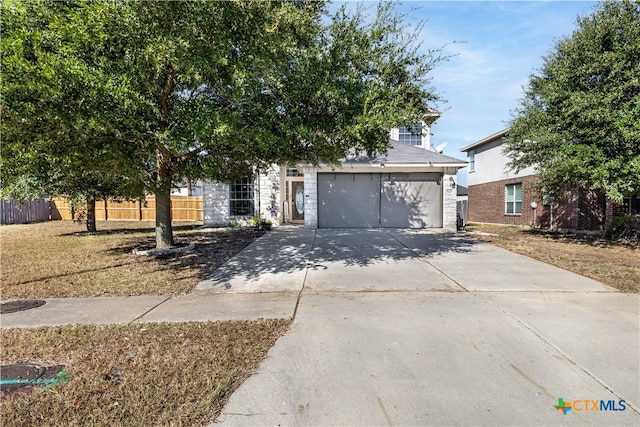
[293,229,317,320]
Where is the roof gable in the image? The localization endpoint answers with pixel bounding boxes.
[343,140,466,166]
[460,128,509,152]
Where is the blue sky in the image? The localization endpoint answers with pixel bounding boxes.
[333,1,600,185]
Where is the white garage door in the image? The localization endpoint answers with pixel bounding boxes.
[317,173,442,228]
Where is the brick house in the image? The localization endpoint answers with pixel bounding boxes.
[460,129,613,231]
[202,117,468,231]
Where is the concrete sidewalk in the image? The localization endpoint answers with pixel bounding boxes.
[0,293,299,328]
[0,227,617,328]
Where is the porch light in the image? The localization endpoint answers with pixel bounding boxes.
[449,177,456,188]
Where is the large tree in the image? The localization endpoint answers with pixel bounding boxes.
[1,1,146,231]
[2,1,444,248]
[505,0,640,202]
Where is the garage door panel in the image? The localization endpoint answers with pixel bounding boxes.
[381,180,442,228]
[318,173,380,228]
[386,172,441,182]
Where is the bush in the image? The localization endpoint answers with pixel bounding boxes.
[605,213,640,246]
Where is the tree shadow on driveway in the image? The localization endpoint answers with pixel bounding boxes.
[197,228,479,292]
[308,228,478,266]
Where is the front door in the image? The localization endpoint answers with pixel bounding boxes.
[291,181,305,221]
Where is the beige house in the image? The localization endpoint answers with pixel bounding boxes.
[203,121,467,231]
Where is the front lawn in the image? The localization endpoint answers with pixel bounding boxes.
[1,320,290,426]
[0,220,264,299]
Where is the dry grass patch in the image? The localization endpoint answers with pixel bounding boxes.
[466,224,640,293]
[1,319,290,426]
[1,221,264,299]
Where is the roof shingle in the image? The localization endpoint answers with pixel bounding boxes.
[344,140,466,165]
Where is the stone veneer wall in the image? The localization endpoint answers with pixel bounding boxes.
[442,167,458,231]
[203,182,230,226]
[303,166,318,229]
[257,165,281,223]
[203,165,281,227]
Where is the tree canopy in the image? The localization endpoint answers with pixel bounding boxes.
[1,0,445,247]
[1,1,146,230]
[505,0,640,202]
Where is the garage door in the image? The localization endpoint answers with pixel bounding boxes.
[318,173,442,228]
[381,173,442,228]
[318,173,381,228]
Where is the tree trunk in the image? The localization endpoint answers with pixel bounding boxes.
[155,69,177,250]
[86,197,97,233]
[155,189,173,249]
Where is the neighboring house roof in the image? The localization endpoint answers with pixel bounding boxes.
[342,139,467,167]
[456,185,468,197]
[460,128,510,152]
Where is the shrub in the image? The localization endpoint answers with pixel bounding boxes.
[605,213,639,247]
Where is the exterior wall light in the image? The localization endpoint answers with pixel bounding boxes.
[449,177,456,188]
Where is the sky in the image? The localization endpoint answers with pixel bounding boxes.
[334,0,600,185]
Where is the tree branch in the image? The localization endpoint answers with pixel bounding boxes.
[160,67,177,131]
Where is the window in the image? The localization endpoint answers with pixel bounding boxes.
[230,176,254,216]
[623,192,640,214]
[286,168,302,177]
[398,122,423,146]
[469,150,475,172]
[505,183,522,214]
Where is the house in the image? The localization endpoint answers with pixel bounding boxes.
[172,180,203,196]
[460,129,611,231]
[202,120,468,231]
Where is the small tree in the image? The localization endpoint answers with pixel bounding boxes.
[505,0,640,202]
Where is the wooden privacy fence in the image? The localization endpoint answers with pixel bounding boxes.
[1,199,52,224]
[50,196,203,222]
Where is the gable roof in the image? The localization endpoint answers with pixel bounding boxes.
[342,139,467,167]
[381,140,466,164]
[460,128,509,152]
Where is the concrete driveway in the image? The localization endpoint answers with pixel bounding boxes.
[206,228,639,426]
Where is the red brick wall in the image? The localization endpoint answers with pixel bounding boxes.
[468,175,540,227]
[468,175,605,230]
